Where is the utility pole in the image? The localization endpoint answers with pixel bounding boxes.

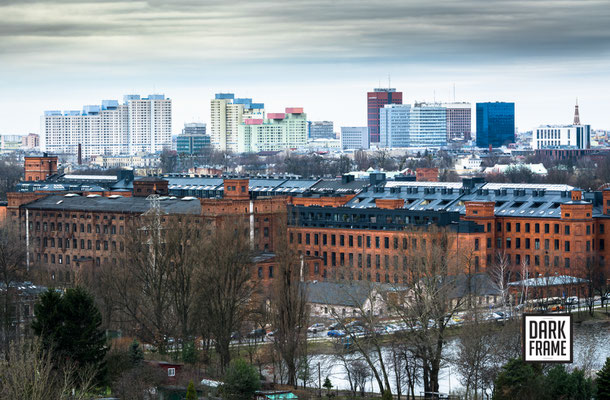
[318,362,321,398]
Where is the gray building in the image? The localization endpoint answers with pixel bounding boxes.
[309,121,334,139]
[409,103,447,147]
[341,127,369,150]
[176,123,210,155]
[379,104,410,148]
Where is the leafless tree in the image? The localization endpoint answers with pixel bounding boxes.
[0,337,98,400]
[353,150,370,170]
[101,210,178,351]
[488,251,512,313]
[270,219,309,387]
[195,217,255,372]
[0,219,27,358]
[391,227,466,398]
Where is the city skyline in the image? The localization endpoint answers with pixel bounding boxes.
[1,0,610,135]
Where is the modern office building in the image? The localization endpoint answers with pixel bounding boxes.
[341,127,370,150]
[532,125,591,150]
[176,123,210,155]
[443,102,472,141]
[379,104,411,148]
[408,103,447,147]
[42,94,171,159]
[309,121,334,139]
[210,93,264,152]
[367,88,402,144]
[237,108,307,153]
[476,102,515,148]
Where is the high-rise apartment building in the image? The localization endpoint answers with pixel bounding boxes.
[476,102,515,148]
[341,127,370,150]
[443,102,471,141]
[42,94,171,159]
[176,123,210,155]
[532,125,591,150]
[210,93,264,152]
[367,88,402,144]
[409,103,447,147]
[22,133,40,149]
[309,121,334,139]
[379,104,411,148]
[237,108,307,153]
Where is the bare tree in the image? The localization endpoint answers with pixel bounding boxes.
[195,217,255,372]
[101,209,178,352]
[0,337,98,400]
[488,251,512,313]
[0,219,27,358]
[270,219,309,387]
[391,227,466,398]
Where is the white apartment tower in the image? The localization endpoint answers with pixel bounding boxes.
[210,93,264,152]
[42,94,171,159]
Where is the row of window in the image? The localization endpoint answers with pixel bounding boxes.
[291,231,430,251]
[32,221,124,235]
[494,221,600,235]
[35,236,124,252]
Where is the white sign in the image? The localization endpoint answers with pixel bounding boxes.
[523,314,572,363]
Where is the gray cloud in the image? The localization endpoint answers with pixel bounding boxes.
[0,0,609,68]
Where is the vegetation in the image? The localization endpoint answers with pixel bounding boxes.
[222,358,261,400]
[493,358,595,400]
[31,287,107,385]
[598,357,610,400]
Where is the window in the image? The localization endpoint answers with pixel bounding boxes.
[349,235,354,247]
[544,224,550,234]
[601,239,605,251]
[554,224,559,234]
[586,225,591,235]
[600,224,605,234]
[331,235,336,246]
[565,225,570,235]
[516,223,521,232]
[525,223,530,233]
[258,267,263,278]
[497,222,502,232]
[474,238,479,251]
[268,265,274,278]
[167,368,176,377]
[340,235,345,246]
[487,238,492,249]
[565,241,570,252]
[264,227,269,237]
[535,223,540,233]
[525,238,530,249]
[516,238,521,249]
[534,239,540,250]
[357,236,362,247]
[366,254,371,268]
[305,233,310,245]
[506,222,511,232]
[506,238,511,248]
[375,236,380,249]
[564,258,570,268]
[384,237,389,249]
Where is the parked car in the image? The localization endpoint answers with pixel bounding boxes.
[247,328,266,339]
[308,323,326,333]
[327,329,346,338]
[266,330,277,338]
[231,331,242,340]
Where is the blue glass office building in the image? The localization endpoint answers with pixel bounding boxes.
[476,102,515,148]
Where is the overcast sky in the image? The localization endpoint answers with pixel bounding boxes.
[1,0,610,135]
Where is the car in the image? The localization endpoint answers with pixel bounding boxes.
[328,322,341,330]
[566,296,579,304]
[231,331,242,340]
[327,329,346,338]
[247,328,266,339]
[266,330,277,337]
[308,323,326,333]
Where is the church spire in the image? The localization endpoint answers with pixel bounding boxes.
[573,98,581,125]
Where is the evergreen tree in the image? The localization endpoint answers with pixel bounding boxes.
[222,359,260,400]
[186,380,197,400]
[32,287,107,383]
[492,358,544,400]
[128,339,144,367]
[598,357,610,400]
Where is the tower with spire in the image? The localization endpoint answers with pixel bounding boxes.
[573,98,581,125]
